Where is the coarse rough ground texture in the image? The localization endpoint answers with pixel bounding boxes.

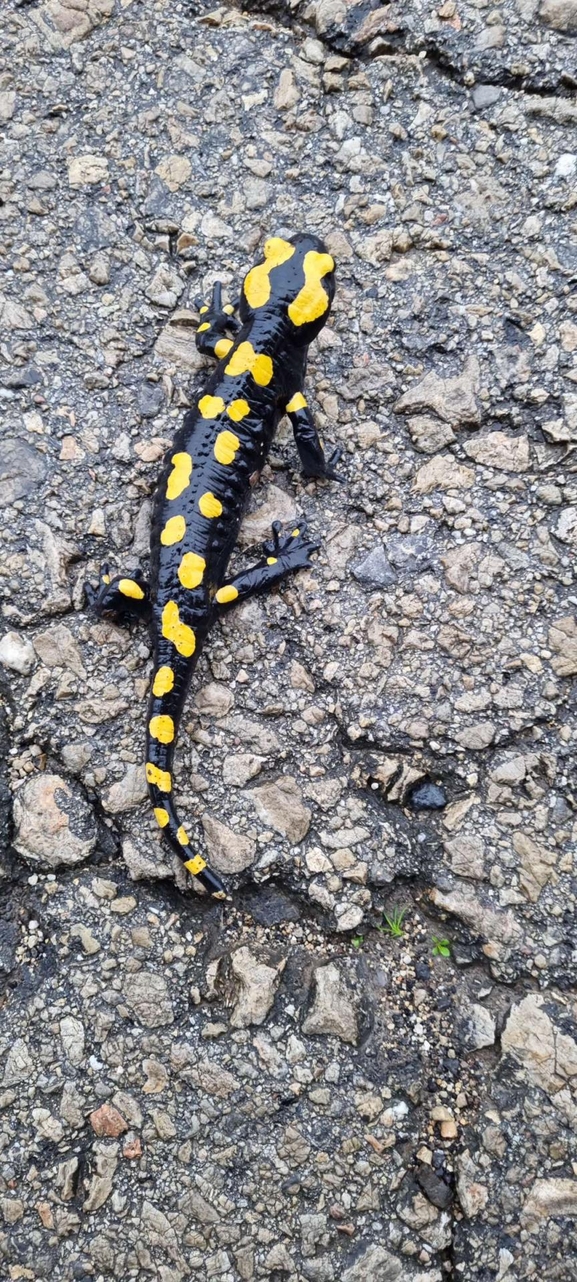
[0,0,576,1278]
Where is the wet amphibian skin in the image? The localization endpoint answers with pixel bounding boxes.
[85,232,341,899]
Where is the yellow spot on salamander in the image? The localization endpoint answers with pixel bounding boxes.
[177,825,190,846]
[199,491,223,519]
[184,854,207,875]
[286,391,307,413]
[266,557,278,566]
[199,305,209,314]
[166,452,192,501]
[178,551,206,590]
[146,763,172,792]
[214,429,240,465]
[149,714,175,745]
[288,250,334,327]
[153,666,174,696]
[161,600,196,657]
[161,515,186,546]
[215,584,239,604]
[154,806,170,827]
[292,528,300,537]
[118,578,145,600]
[102,573,111,585]
[197,322,210,333]
[215,338,233,360]
[251,352,273,385]
[223,303,235,315]
[227,398,250,422]
[243,237,295,308]
[225,341,273,387]
[198,394,225,419]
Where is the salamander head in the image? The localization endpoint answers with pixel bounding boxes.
[240,231,335,345]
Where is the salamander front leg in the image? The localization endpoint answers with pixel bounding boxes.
[84,563,151,624]
[194,280,240,362]
[286,393,344,482]
[214,522,319,612]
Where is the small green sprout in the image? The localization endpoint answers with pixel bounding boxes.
[351,935,364,949]
[379,907,407,939]
[432,936,451,958]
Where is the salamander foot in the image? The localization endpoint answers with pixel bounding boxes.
[195,281,240,360]
[84,563,150,623]
[262,519,320,567]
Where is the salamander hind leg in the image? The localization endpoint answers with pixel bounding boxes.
[195,280,240,361]
[84,563,150,624]
[214,521,319,612]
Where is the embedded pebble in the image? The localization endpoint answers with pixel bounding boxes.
[0,631,36,675]
[230,945,285,1028]
[302,963,358,1043]
[123,972,174,1028]
[13,775,98,868]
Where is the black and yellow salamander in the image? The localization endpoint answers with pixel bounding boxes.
[85,232,340,899]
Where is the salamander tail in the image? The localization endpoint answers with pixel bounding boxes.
[146,750,228,901]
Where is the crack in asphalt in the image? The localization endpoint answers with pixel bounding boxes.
[234,0,576,98]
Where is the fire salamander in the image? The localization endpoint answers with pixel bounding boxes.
[86,232,340,899]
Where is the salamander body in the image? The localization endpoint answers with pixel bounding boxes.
[86,233,339,898]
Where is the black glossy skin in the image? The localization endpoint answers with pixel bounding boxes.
[85,232,339,899]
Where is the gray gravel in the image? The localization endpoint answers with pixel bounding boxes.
[1,0,576,1278]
